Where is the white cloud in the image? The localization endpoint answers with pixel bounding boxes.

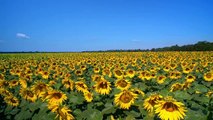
[16,33,30,39]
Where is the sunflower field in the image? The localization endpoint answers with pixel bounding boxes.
[0,52,213,120]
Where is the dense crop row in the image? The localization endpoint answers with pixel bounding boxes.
[0,52,212,120]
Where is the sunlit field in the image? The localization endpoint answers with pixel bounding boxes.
[0,52,212,120]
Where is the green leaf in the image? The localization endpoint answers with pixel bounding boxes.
[84,109,103,120]
[53,82,62,89]
[124,110,141,118]
[68,93,84,104]
[125,115,135,120]
[102,102,116,115]
[172,91,192,100]
[15,110,32,120]
[185,109,207,120]
[193,83,208,93]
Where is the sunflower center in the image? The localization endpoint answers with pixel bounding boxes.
[159,76,164,80]
[11,98,17,103]
[149,96,162,106]
[3,81,9,86]
[117,80,128,87]
[115,70,122,76]
[76,70,81,74]
[188,76,193,79]
[78,83,86,89]
[120,92,133,103]
[206,73,212,78]
[99,81,108,89]
[128,70,133,74]
[12,81,18,84]
[163,102,178,112]
[53,93,62,99]
[86,93,92,99]
[104,69,110,74]
[38,84,47,91]
[26,91,34,97]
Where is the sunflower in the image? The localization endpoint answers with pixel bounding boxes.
[170,83,183,92]
[49,80,57,86]
[0,80,9,88]
[91,74,101,82]
[93,67,100,74]
[163,65,170,72]
[125,69,135,78]
[84,91,93,102]
[114,90,138,109]
[138,71,146,80]
[170,63,177,70]
[157,75,166,84]
[80,65,87,71]
[182,67,192,74]
[203,72,213,82]
[41,71,49,79]
[31,81,51,98]
[102,67,112,77]
[113,68,124,79]
[155,96,187,120]
[131,88,145,97]
[48,104,75,120]
[145,72,152,80]
[186,74,195,83]
[182,82,191,90]
[4,96,19,106]
[19,79,27,88]
[0,88,12,97]
[0,73,4,80]
[143,94,163,112]
[9,80,19,87]
[75,81,88,93]
[75,69,83,76]
[94,78,111,95]
[115,78,131,90]
[206,91,213,98]
[46,90,67,104]
[62,79,75,91]
[19,88,37,102]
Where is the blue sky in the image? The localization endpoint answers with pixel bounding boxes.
[0,0,213,52]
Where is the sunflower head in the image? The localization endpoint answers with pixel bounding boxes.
[114,90,138,109]
[155,96,187,120]
[9,80,19,87]
[95,78,111,95]
[4,96,19,106]
[203,72,213,82]
[143,94,163,112]
[92,74,102,82]
[170,83,183,92]
[62,79,75,91]
[157,75,166,84]
[75,69,83,76]
[48,104,75,120]
[75,81,88,93]
[0,80,9,88]
[186,74,195,83]
[115,78,131,90]
[125,69,135,78]
[84,91,93,102]
[113,69,124,79]
[31,81,50,98]
[20,88,37,102]
[46,90,67,104]
[183,67,192,74]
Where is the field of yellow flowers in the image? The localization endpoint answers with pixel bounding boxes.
[0,52,212,120]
